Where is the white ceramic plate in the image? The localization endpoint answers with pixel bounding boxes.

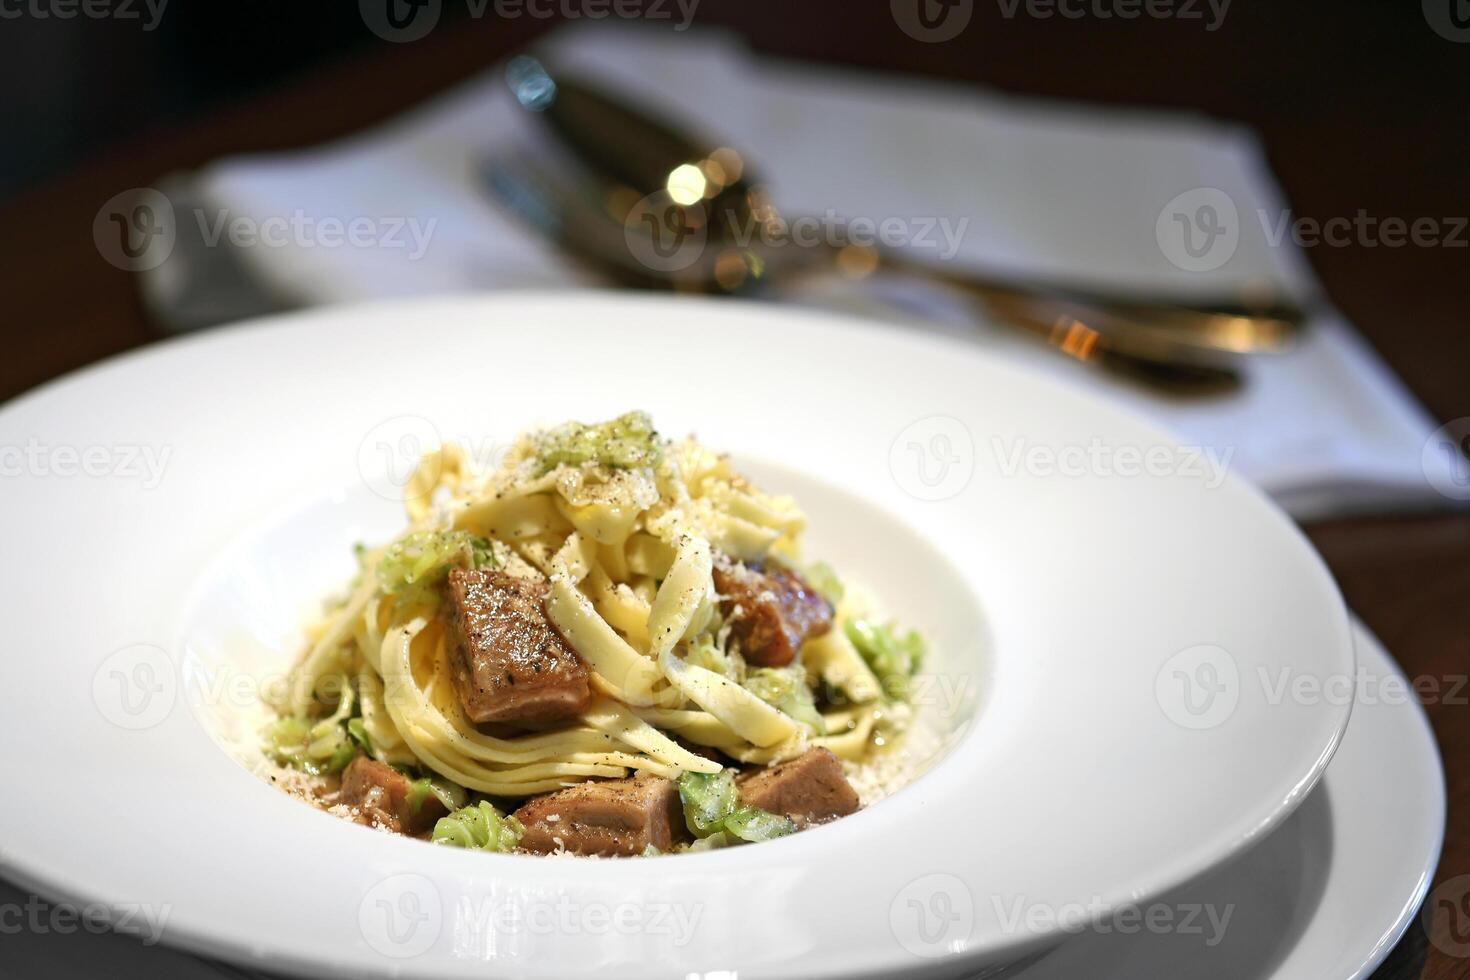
[0,294,1355,978]
[1013,616,1445,980]
[0,619,1437,980]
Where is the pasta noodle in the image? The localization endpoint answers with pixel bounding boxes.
[265,412,929,850]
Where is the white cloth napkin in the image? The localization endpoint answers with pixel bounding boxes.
[141,22,1458,520]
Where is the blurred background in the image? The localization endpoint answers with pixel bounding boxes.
[1,2,1467,978]
[1,0,1466,413]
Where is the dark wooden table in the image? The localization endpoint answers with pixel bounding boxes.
[0,3,1464,977]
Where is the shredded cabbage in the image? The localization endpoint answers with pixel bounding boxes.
[431,801,524,852]
[724,805,796,843]
[407,776,468,816]
[265,717,355,774]
[534,411,663,474]
[679,770,739,836]
[377,530,495,606]
[265,676,357,774]
[845,620,924,700]
[685,633,739,681]
[743,667,826,734]
[677,770,795,843]
[346,717,372,755]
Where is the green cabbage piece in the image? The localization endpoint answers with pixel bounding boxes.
[265,676,357,775]
[376,530,495,606]
[685,634,738,681]
[346,717,372,755]
[743,667,825,734]
[265,716,354,775]
[679,770,738,836]
[431,801,525,852]
[407,776,468,816]
[677,770,794,843]
[724,805,796,843]
[845,619,924,700]
[533,411,663,474]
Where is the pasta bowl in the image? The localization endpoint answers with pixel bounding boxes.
[0,293,1353,978]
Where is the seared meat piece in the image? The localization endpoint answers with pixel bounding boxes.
[736,748,860,826]
[514,773,685,856]
[339,756,448,836]
[447,568,592,727]
[713,561,833,667]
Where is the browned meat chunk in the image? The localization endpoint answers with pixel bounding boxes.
[713,561,833,667]
[736,748,860,826]
[447,568,592,727]
[513,773,685,856]
[339,756,448,836]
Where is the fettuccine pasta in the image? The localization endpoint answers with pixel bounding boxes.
[261,412,929,856]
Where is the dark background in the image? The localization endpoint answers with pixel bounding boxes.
[1,2,1466,978]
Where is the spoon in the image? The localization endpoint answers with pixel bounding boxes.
[498,56,1300,385]
[485,150,1241,394]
